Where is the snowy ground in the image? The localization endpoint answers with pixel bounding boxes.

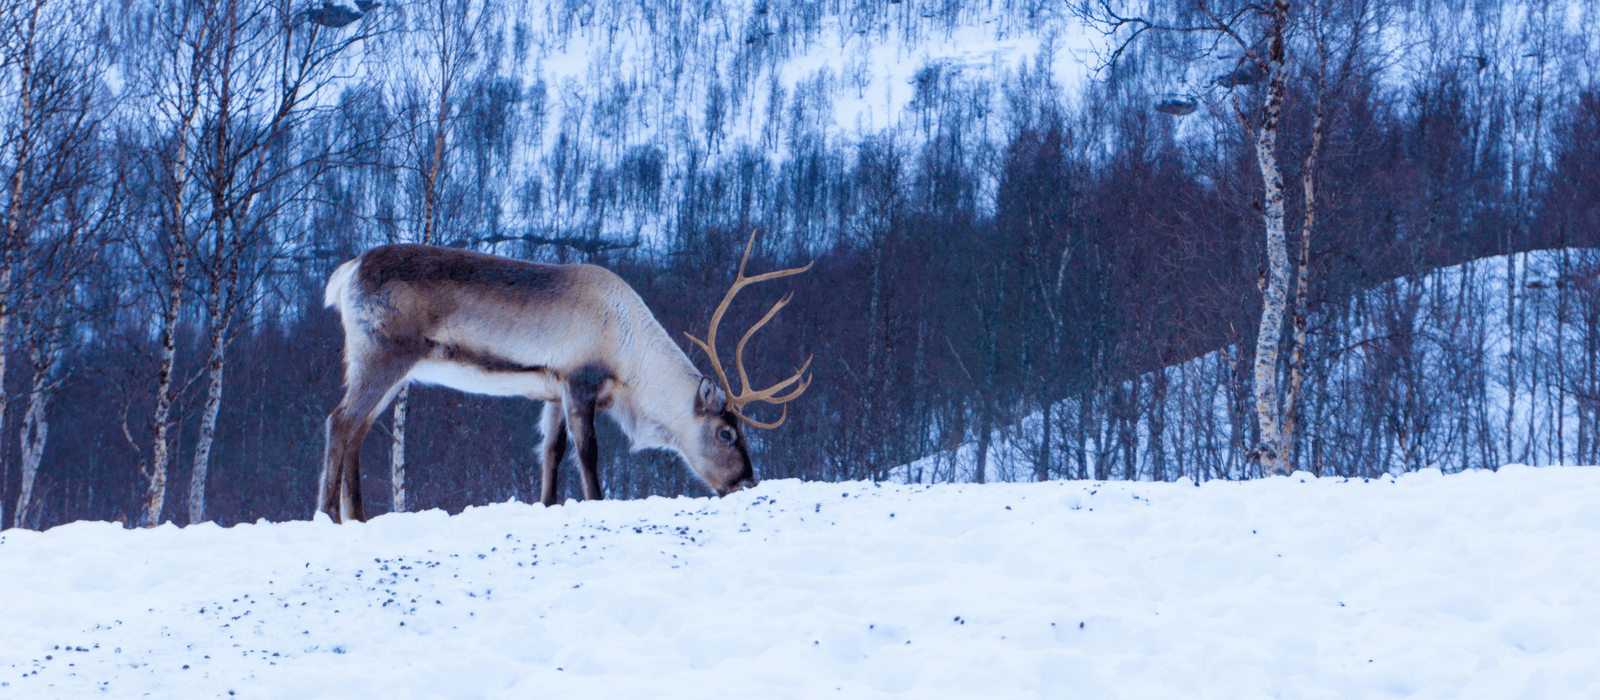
[2,467,1598,699]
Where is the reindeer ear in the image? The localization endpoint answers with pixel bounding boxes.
[696,377,727,415]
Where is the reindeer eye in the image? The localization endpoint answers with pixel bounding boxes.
[717,427,737,445]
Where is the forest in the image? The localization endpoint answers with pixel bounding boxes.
[0,0,1597,529]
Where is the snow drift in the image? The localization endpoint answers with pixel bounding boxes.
[2,467,1598,698]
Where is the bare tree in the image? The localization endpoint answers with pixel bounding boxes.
[1076,0,1379,476]
[1241,1,1296,476]
[124,0,221,527]
[14,187,118,529]
[1,0,116,526]
[1279,0,1376,475]
[184,0,378,524]
[0,0,46,525]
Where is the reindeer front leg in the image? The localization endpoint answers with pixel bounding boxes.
[564,367,608,501]
[539,400,568,506]
[568,397,602,501]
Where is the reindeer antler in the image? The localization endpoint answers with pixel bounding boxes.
[684,229,813,429]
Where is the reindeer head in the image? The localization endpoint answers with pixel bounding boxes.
[682,229,813,496]
[677,377,754,496]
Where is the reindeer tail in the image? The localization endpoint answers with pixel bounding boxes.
[325,258,360,310]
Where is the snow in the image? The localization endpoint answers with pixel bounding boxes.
[4,468,1600,698]
[772,22,1094,139]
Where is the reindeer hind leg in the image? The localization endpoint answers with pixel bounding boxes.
[320,342,422,523]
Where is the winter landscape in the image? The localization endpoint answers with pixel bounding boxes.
[2,0,1600,697]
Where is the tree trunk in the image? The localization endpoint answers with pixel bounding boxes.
[13,379,45,529]
[188,1,235,527]
[1280,100,1326,476]
[1148,370,1168,482]
[145,261,185,527]
[419,38,452,247]
[188,289,227,524]
[973,406,990,484]
[1505,253,1520,464]
[391,383,409,512]
[864,233,886,481]
[0,266,11,526]
[1118,380,1139,479]
[14,326,59,529]
[1249,11,1292,478]
[1036,399,1052,482]
[145,128,192,527]
[1076,391,1091,479]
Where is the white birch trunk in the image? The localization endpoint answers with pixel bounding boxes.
[145,265,185,527]
[1249,17,1292,477]
[145,130,192,527]
[13,383,45,529]
[188,3,233,527]
[1280,104,1325,477]
[142,16,208,524]
[14,328,59,529]
[391,384,409,512]
[188,287,227,524]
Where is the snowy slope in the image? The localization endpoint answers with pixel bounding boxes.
[347,0,1104,250]
[893,250,1600,484]
[3,468,1599,699]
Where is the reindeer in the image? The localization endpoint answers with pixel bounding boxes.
[317,231,810,522]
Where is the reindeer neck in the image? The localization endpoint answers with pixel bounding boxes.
[608,328,704,452]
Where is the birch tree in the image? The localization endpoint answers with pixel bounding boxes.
[1,0,115,526]
[1077,0,1377,476]
[11,315,58,527]
[0,0,46,526]
[1243,2,1295,476]
[125,0,219,527]
[1277,0,1375,475]
[184,0,377,524]
[13,177,117,529]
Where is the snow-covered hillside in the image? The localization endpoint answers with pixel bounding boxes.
[3,468,1598,698]
[895,250,1600,485]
